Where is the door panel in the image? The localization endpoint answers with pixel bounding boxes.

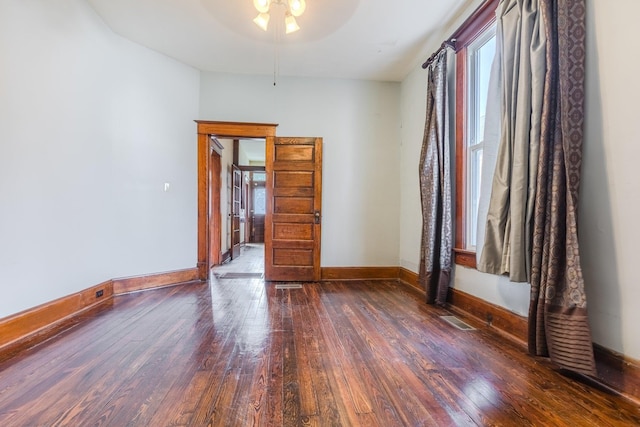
[274,171,314,187]
[273,223,313,240]
[265,137,322,281]
[274,197,314,214]
[275,145,314,160]
[273,248,313,266]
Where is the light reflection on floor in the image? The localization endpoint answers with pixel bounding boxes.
[209,242,268,357]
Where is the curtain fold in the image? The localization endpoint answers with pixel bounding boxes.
[477,0,546,283]
[529,0,596,376]
[419,50,453,305]
[478,0,595,375]
[475,22,502,261]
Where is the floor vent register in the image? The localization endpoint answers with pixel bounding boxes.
[440,315,476,331]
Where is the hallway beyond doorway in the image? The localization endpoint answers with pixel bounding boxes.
[213,243,264,277]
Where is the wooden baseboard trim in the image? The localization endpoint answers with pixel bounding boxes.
[0,267,200,359]
[321,267,399,281]
[398,267,527,344]
[220,250,231,265]
[442,288,640,403]
[447,287,528,346]
[398,267,422,293]
[396,267,640,402]
[594,344,640,404]
[0,280,114,357]
[112,268,200,295]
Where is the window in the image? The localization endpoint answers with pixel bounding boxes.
[251,172,266,215]
[466,26,496,249]
[253,186,266,215]
[453,0,498,268]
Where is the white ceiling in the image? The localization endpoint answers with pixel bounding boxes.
[87,0,472,82]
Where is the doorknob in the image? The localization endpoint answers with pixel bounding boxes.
[314,211,321,224]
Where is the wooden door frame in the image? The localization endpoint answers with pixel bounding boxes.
[209,139,223,268]
[195,121,278,281]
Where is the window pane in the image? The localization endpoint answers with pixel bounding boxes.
[465,24,496,250]
[253,187,266,215]
[468,28,496,148]
[468,148,483,246]
[253,172,266,182]
[474,35,495,143]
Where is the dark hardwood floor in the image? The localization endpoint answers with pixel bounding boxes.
[1,244,639,426]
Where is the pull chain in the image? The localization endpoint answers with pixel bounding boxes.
[273,16,281,86]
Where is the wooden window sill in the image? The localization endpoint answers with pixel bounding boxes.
[454,249,477,269]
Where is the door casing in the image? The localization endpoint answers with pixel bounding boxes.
[195,121,277,280]
[196,121,322,282]
[209,141,223,267]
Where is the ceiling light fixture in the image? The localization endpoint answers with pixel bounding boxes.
[252,0,306,34]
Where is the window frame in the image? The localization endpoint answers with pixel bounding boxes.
[453,0,499,268]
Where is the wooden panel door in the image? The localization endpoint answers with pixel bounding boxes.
[231,164,241,259]
[265,137,322,281]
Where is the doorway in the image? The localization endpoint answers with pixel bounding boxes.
[196,121,277,280]
[195,121,323,282]
[211,139,266,267]
[235,139,267,248]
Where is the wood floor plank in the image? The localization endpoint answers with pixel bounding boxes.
[320,282,433,426]
[1,246,639,426]
[294,286,344,425]
[264,284,285,427]
[303,284,367,427]
[333,289,456,425]
[0,288,174,403]
[304,284,374,417]
[282,315,302,427]
[289,288,319,419]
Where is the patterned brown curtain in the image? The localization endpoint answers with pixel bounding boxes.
[419,50,453,305]
[528,0,596,376]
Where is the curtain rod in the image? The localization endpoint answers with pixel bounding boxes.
[421,0,498,69]
[421,39,456,69]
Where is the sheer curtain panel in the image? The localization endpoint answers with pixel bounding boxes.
[477,0,546,283]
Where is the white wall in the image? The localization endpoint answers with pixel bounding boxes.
[0,0,200,318]
[579,0,640,359]
[399,0,640,359]
[238,143,250,166]
[199,73,402,267]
